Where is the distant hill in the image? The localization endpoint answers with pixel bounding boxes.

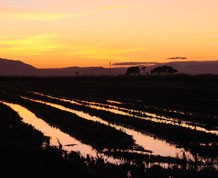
[0,58,126,76]
[0,58,37,76]
[157,61,218,75]
[37,67,126,76]
[0,58,218,76]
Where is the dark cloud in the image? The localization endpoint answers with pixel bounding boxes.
[167,57,188,60]
[113,62,159,66]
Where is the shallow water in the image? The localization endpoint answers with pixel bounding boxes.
[0,100,122,164]
[21,96,194,160]
[76,100,218,135]
[31,91,218,135]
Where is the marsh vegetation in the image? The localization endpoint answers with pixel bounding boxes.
[0,75,217,177]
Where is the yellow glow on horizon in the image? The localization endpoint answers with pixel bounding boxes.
[0,34,63,55]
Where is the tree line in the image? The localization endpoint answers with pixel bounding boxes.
[126,65,178,76]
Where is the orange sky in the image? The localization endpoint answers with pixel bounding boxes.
[0,0,218,68]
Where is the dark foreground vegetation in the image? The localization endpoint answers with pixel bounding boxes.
[1,102,217,178]
[0,103,136,178]
[0,75,218,177]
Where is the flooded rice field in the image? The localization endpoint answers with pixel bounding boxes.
[0,86,217,170]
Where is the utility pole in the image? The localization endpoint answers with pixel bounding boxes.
[109,61,112,76]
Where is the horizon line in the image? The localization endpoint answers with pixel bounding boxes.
[1,57,218,69]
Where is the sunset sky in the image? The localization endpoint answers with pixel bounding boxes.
[0,0,218,68]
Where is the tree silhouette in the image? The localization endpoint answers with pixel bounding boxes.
[126,66,140,76]
[75,71,79,77]
[141,66,148,75]
[151,65,178,75]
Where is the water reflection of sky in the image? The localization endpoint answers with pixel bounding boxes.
[21,96,193,159]
[31,91,218,135]
[1,101,126,165]
[77,100,218,135]
[2,102,94,154]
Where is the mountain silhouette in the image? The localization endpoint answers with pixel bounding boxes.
[0,58,37,75]
[161,61,218,75]
[0,58,126,76]
[0,58,218,76]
